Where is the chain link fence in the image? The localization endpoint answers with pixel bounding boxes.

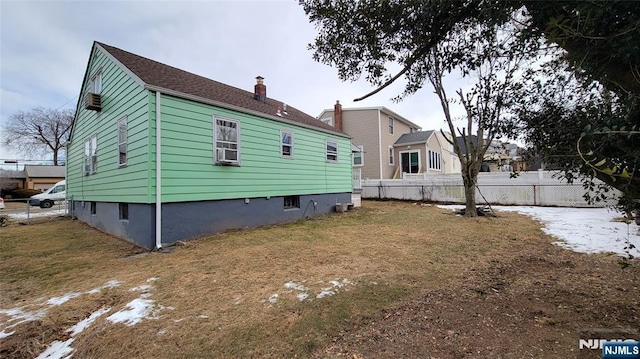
[0,198,68,224]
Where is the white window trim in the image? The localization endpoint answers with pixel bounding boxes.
[280,129,294,158]
[388,146,395,166]
[326,139,338,162]
[400,150,421,174]
[90,71,102,94]
[83,135,98,175]
[388,116,394,134]
[428,150,442,171]
[117,117,127,167]
[353,145,364,167]
[213,117,240,165]
[321,117,334,126]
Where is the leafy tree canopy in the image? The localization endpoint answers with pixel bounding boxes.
[301,0,640,213]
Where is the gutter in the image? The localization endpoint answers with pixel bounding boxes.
[155,91,162,250]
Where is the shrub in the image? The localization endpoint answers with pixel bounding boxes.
[10,189,42,199]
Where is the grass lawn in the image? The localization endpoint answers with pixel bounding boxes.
[0,200,638,358]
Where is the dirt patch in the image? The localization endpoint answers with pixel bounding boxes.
[317,237,640,359]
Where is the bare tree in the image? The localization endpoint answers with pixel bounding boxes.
[3,107,73,165]
[425,24,531,215]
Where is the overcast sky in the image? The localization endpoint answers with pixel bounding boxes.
[0,0,466,168]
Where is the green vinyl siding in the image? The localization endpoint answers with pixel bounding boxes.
[67,47,150,203]
[150,94,352,203]
[69,46,351,205]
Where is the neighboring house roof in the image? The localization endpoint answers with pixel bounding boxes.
[24,165,65,178]
[0,170,26,179]
[394,130,435,145]
[96,42,344,136]
[456,135,480,155]
[318,106,421,130]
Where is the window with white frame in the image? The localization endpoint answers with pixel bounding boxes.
[326,140,338,162]
[117,117,127,166]
[214,117,239,164]
[321,117,334,126]
[388,116,394,134]
[428,150,442,170]
[84,135,98,175]
[389,146,395,165]
[353,145,363,166]
[90,72,102,94]
[281,130,293,158]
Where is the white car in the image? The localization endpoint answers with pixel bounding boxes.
[0,197,5,210]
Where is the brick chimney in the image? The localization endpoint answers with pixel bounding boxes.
[334,100,343,131]
[254,76,266,102]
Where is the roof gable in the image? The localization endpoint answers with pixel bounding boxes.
[394,130,435,145]
[95,42,342,135]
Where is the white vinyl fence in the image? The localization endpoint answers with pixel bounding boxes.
[361,170,621,207]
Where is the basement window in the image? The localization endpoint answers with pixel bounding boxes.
[90,202,96,215]
[284,196,300,210]
[119,203,129,220]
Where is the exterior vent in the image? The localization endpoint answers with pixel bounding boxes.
[216,148,238,164]
[85,93,102,111]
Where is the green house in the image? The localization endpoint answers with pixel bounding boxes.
[67,42,353,249]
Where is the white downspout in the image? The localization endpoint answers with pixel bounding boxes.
[377,110,383,179]
[155,91,162,250]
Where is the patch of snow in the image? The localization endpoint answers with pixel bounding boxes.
[47,292,81,306]
[296,293,309,301]
[35,339,74,359]
[106,298,156,326]
[268,294,279,304]
[198,315,209,319]
[0,307,47,331]
[0,330,15,339]
[35,307,111,359]
[67,307,110,336]
[439,205,640,257]
[129,284,153,292]
[9,208,66,220]
[316,290,335,299]
[86,280,122,294]
[284,281,308,292]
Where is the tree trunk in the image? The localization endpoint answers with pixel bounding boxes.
[53,150,58,166]
[463,176,477,217]
[461,163,479,217]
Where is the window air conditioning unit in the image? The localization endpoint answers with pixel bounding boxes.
[216,148,238,164]
[85,92,102,111]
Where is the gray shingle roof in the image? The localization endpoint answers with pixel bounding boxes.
[24,165,65,178]
[394,130,434,145]
[97,42,342,135]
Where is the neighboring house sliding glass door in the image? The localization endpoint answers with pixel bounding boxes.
[400,151,420,174]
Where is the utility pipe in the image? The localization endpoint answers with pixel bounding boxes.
[155,91,162,250]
